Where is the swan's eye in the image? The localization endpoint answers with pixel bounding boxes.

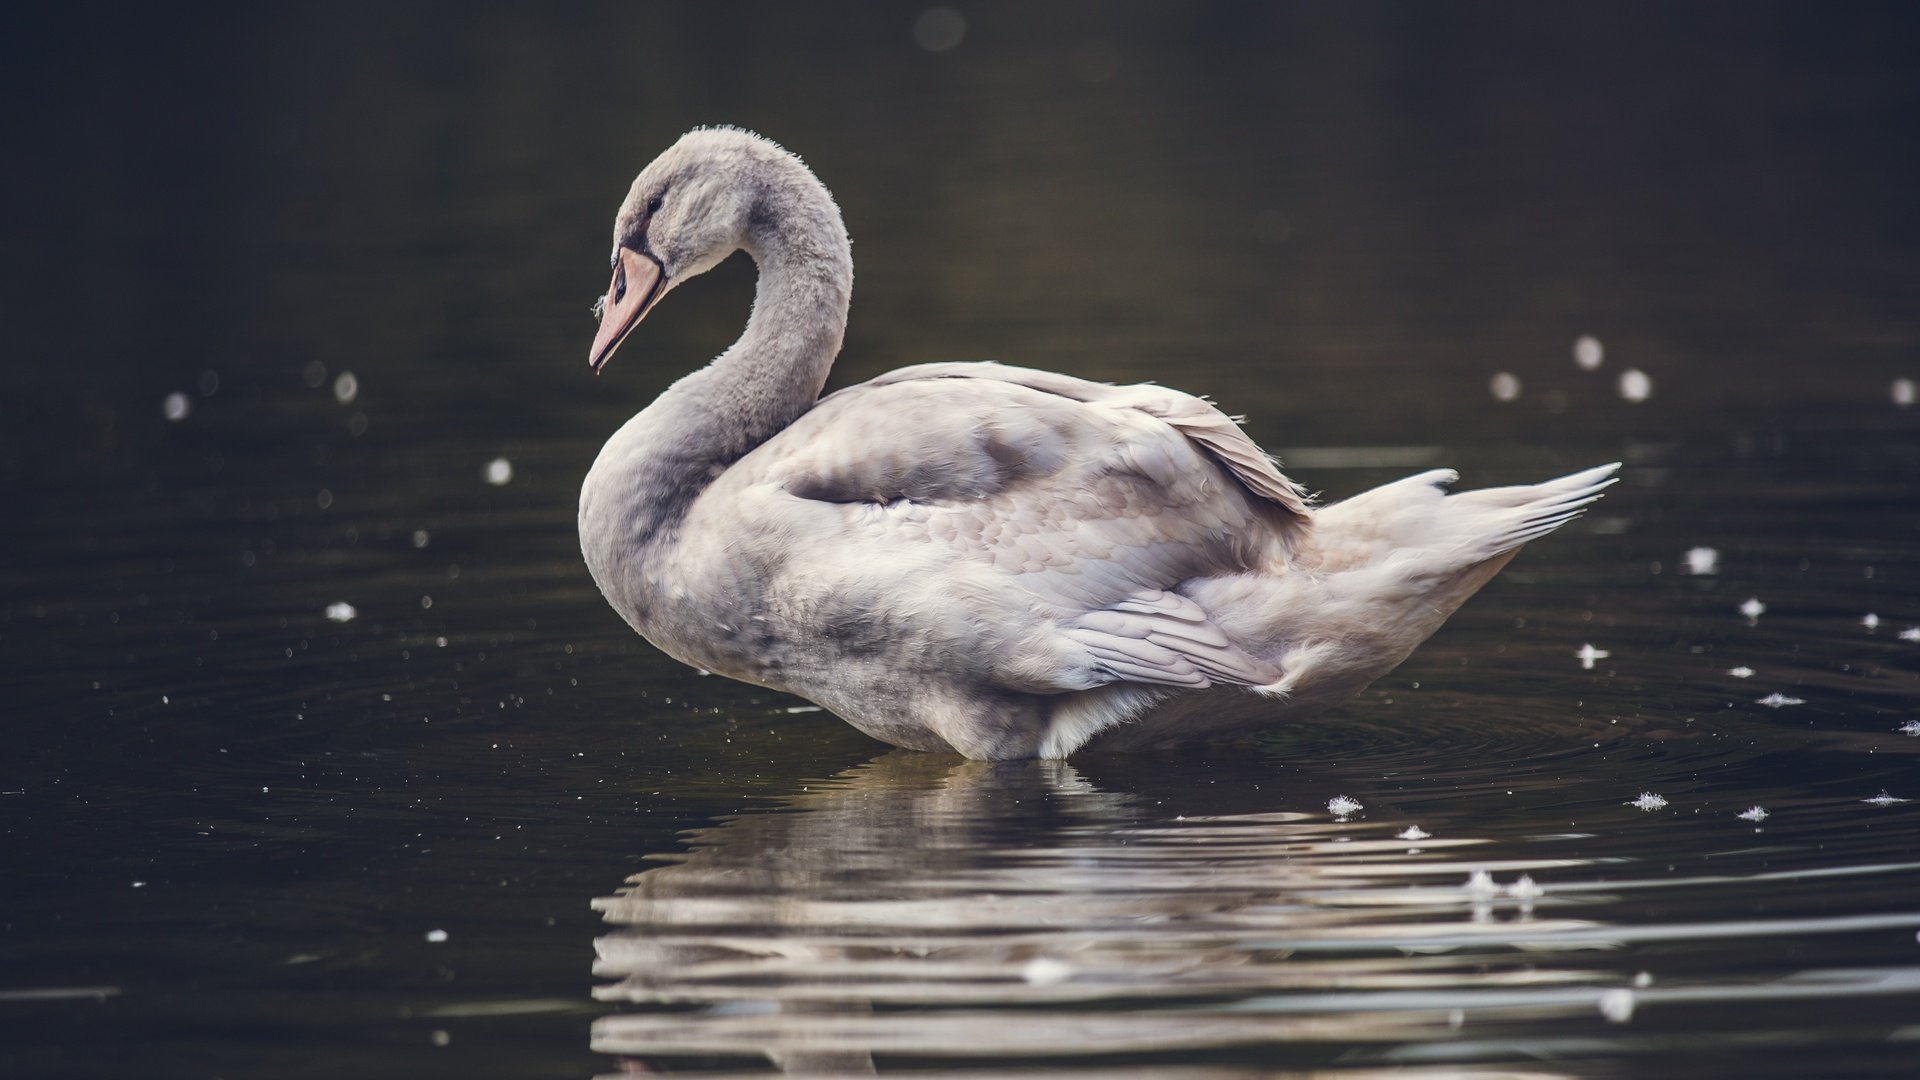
[646,195,663,215]
[591,295,606,321]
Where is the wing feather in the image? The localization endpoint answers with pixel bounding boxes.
[1066,590,1277,688]
[730,361,1297,695]
[852,361,1310,519]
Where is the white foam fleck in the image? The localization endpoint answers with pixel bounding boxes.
[1898,721,1920,737]
[1618,368,1652,402]
[1862,613,1880,630]
[1465,869,1498,898]
[1737,805,1770,822]
[425,928,449,943]
[333,371,359,404]
[1574,335,1604,370]
[163,393,191,421]
[1489,372,1521,402]
[1021,957,1073,986]
[1864,791,1910,807]
[1895,377,1917,407]
[1598,988,1636,1023]
[1681,546,1719,574]
[1575,643,1610,670]
[1630,792,1668,811]
[1396,825,1430,841]
[1900,627,1920,643]
[324,602,357,623]
[1327,795,1363,816]
[1756,693,1804,708]
[1633,971,1654,988]
[1506,874,1543,900]
[484,457,513,486]
[1739,597,1766,621]
[1727,666,1755,678]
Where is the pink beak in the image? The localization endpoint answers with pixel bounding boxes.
[589,247,666,373]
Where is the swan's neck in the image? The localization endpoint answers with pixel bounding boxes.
[684,211,852,461]
[581,177,851,580]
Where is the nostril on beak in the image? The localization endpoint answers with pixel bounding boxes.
[614,264,627,303]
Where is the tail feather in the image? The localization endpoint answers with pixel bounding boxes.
[1304,462,1620,573]
[1182,462,1620,732]
[1450,462,1620,556]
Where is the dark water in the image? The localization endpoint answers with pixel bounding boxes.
[5,4,1920,1077]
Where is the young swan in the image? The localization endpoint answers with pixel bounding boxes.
[579,127,1617,760]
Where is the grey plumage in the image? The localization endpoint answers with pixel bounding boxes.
[579,128,1618,760]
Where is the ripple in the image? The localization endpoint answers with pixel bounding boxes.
[592,753,1920,1073]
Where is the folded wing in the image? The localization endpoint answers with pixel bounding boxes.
[739,362,1304,692]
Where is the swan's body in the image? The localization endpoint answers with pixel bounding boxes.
[580,128,1616,760]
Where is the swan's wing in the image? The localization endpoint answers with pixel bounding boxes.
[853,362,1311,516]
[1063,588,1276,689]
[736,363,1305,692]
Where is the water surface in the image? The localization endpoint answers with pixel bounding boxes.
[4,4,1919,1077]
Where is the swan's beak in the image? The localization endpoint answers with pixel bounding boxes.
[589,247,666,373]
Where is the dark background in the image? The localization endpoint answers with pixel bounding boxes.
[3,4,1919,1078]
[6,2,1918,486]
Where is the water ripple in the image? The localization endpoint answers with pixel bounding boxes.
[592,753,1920,1074]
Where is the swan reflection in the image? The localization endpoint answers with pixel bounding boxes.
[591,752,1609,1075]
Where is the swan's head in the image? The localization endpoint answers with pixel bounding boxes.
[589,127,827,372]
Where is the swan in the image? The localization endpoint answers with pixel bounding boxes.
[579,127,1617,760]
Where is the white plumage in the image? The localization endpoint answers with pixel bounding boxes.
[579,128,1617,759]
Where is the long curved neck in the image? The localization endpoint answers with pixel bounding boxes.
[677,203,852,463]
[582,172,851,576]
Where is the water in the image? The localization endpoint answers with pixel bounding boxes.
[5,4,1920,1077]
